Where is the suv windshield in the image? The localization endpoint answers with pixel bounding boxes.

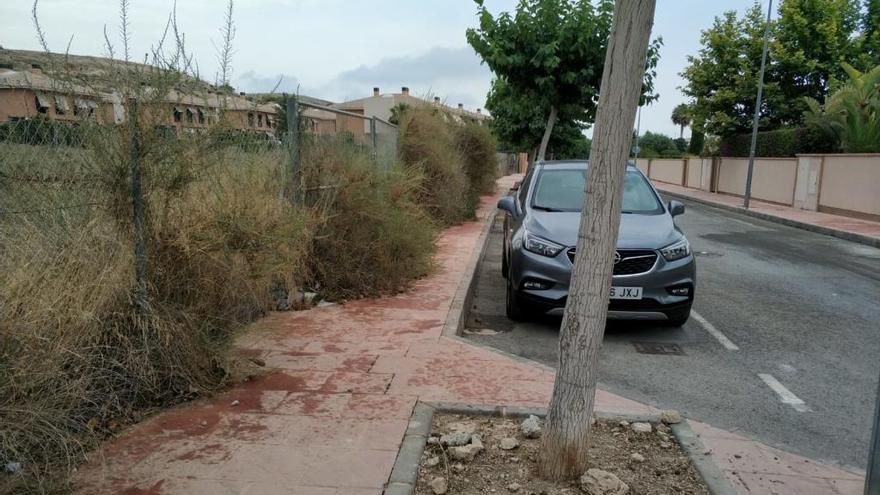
[531,168,663,214]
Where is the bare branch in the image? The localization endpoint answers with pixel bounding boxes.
[31,0,51,53]
[103,24,116,60]
[119,0,131,62]
[215,0,236,87]
[269,75,283,95]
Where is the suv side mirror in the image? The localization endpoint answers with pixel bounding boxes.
[668,200,685,217]
[497,196,516,214]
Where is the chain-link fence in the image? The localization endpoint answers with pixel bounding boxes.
[295,98,399,177]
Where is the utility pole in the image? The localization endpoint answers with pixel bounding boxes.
[743,0,773,209]
[867,368,880,495]
[633,105,642,161]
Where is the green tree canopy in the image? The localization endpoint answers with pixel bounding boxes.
[467,0,661,159]
[670,103,691,138]
[804,62,880,152]
[486,78,591,159]
[680,0,868,138]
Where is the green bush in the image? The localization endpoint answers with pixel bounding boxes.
[455,121,498,196]
[718,127,837,157]
[300,135,436,300]
[399,107,474,224]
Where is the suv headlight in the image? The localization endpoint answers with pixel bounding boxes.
[524,232,564,257]
[660,237,691,261]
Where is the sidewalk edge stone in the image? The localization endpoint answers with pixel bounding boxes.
[385,403,435,493]
[442,189,505,337]
[659,188,880,248]
[670,420,740,495]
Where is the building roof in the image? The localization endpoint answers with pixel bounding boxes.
[0,68,277,114]
[333,90,487,121]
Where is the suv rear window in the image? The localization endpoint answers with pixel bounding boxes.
[531,168,663,214]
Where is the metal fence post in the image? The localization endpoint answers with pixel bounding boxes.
[866,369,880,495]
[286,95,300,204]
[128,99,148,313]
[370,116,378,161]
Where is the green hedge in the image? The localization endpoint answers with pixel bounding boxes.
[718,127,837,157]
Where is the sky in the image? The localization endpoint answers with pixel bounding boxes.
[0,0,762,138]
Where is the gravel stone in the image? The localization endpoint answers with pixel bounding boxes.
[520,415,542,439]
[429,476,448,494]
[579,468,630,495]
[500,437,520,450]
[660,410,682,424]
[630,422,652,433]
[441,431,472,447]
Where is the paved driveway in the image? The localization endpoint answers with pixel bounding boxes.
[465,198,880,470]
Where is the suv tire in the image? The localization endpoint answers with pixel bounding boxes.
[505,275,526,321]
[661,306,691,327]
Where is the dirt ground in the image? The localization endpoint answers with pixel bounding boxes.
[415,413,709,495]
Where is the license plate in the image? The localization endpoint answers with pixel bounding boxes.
[610,286,642,300]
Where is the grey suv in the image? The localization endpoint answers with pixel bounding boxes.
[497,161,696,326]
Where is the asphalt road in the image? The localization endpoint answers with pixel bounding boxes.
[464,198,880,471]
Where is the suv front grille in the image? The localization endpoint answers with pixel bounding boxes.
[566,249,658,276]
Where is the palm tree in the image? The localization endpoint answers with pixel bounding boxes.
[804,63,880,153]
[671,103,691,139]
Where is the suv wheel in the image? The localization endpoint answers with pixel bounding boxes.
[661,306,691,327]
[501,245,509,278]
[505,275,525,321]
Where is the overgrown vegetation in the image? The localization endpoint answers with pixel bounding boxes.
[399,106,496,224]
[0,3,498,493]
[301,135,435,300]
[680,0,880,140]
[804,62,880,153]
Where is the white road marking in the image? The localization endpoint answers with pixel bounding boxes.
[758,373,811,412]
[778,363,797,373]
[691,310,739,351]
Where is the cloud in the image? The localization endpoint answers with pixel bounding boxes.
[234,70,301,94]
[326,46,492,108]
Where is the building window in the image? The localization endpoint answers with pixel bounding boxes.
[54,95,70,115]
[247,112,255,127]
[35,92,51,114]
[173,106,183,123]
[185,108,195,124]
[74,98,97,118]
[197,108,206,125]
[257,114,263,127]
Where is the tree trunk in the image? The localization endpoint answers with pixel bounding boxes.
[529,146,538,169]
[536,105,558,162]
[680,124,684,139]
[537,0,657,481]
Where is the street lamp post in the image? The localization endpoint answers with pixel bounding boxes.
[743,0,773,209]
[633,105,642,160]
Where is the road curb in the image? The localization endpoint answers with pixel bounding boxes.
[659,188,880,249]
[384,402,738,495]
[385,402,434,493]
[441,190,504,338]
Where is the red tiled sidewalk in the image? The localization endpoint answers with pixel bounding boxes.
[657,182,880,245]
[78,175,863,494]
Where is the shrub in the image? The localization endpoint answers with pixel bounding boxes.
[455,121,498,196]
[300,135,436,300]
[0,129,313,492]
[718,127,837,157]
[398,107,473,224]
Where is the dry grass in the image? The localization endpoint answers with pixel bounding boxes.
[0,92,498,494]
[0,131,312,493]
[301,135,436,300]
[399,107,474,224]
[455,120,499,196]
